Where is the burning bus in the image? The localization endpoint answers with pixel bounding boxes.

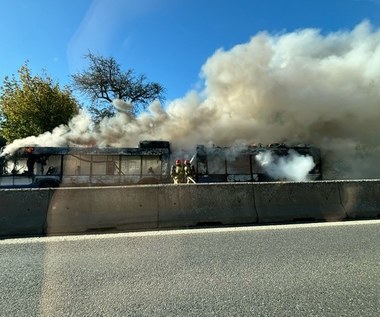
[195,143,322,183]
[0,141,321,188]
[0,141,171,188]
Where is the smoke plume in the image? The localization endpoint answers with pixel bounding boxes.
[3,21,380,179]
[256,150,316,181]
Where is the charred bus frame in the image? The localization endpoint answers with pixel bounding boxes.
[0,140,322,188]
[194,143,322,183]
[0,141,171,188]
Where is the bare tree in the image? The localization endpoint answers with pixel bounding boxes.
[72,52,165,121]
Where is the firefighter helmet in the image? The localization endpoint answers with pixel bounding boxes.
[184,159,190,165]
[175,159,182,165]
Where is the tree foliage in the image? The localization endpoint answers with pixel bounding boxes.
[72,52,165,121]
[0,64,80,142]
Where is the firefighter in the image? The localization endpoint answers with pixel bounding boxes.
[25,147,36,176]
[184,159,196,183]
[26,155,36,176]
[171,159,185,184]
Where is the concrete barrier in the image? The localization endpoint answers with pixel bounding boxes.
[158,183,257,228]
[2,180,380,237]
[46,186,159,234]
[0,189,49,236]
[254,181,347,223]
[339,180,380,219]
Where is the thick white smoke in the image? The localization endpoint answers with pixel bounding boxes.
[112,99,133,114]
[256,150,316,181]
[2,21,380,179]
[1,111,95,155]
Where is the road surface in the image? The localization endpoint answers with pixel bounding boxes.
[1,220,379,316]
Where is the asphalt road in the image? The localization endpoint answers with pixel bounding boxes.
[0,220,379,317]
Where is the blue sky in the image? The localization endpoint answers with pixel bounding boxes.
[1,0,380,104]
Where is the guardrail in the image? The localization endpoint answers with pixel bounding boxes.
[1,180,379,237]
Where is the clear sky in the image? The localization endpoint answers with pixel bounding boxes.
[1,0,380,104]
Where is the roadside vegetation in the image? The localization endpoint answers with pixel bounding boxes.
[0,63,79,143]
[0,54,165,144]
